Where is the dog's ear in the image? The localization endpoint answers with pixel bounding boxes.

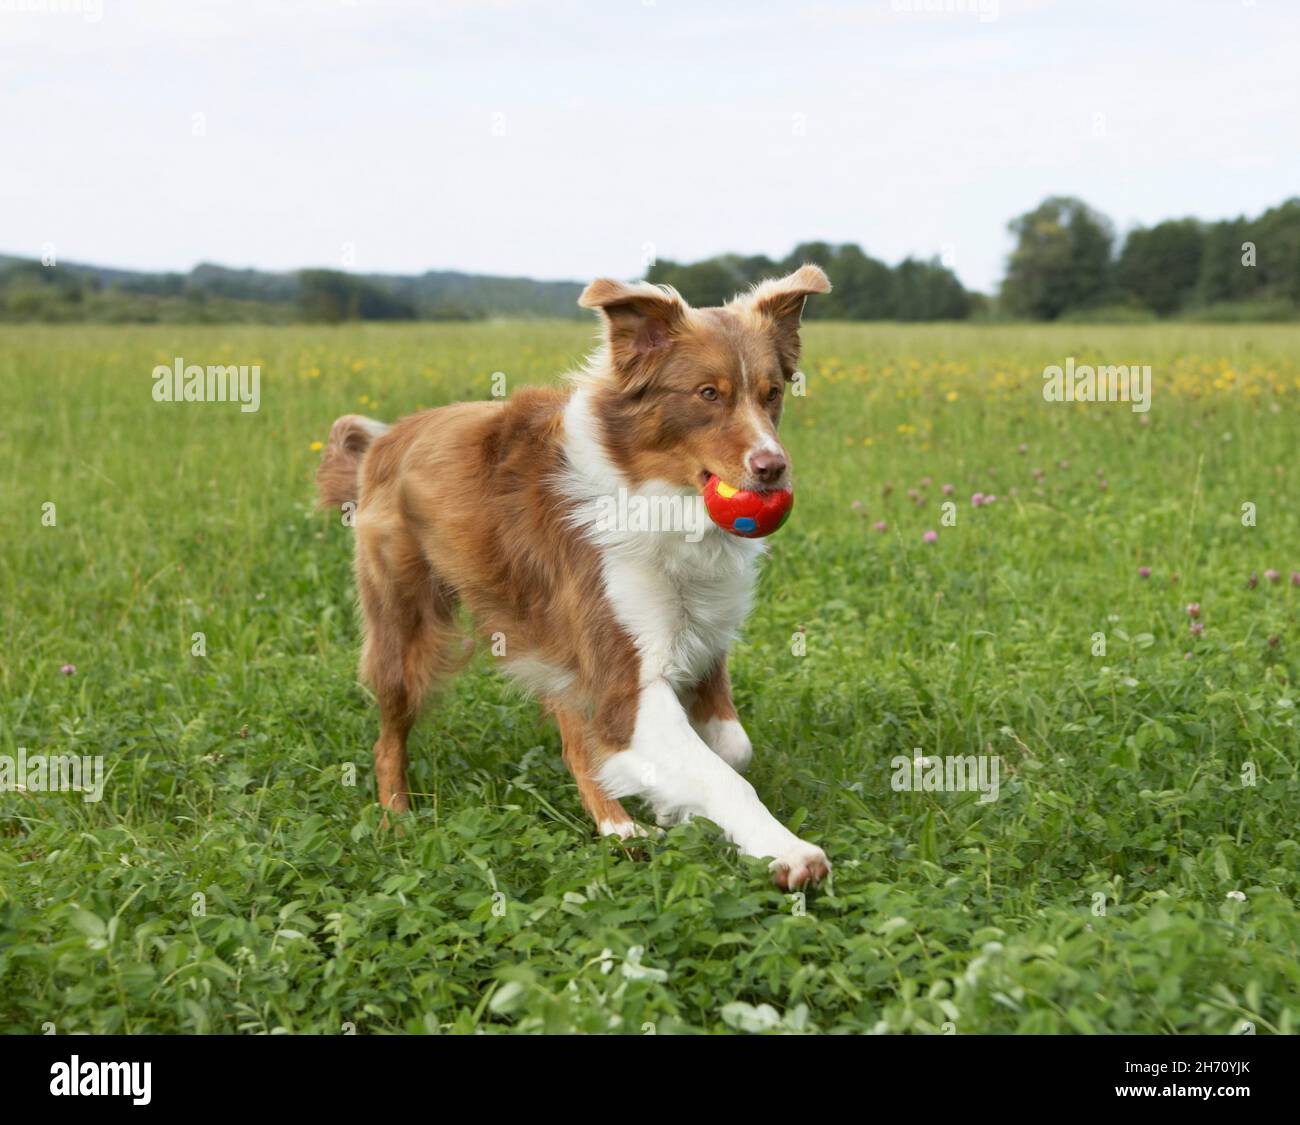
[742,264,831,376]
[579,279,687,388]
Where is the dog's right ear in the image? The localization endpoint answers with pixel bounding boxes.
[579,279,686,388]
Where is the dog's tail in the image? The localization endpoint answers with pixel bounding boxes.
[316,414,388,511]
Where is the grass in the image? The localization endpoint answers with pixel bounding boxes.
[2,320,1298,1034]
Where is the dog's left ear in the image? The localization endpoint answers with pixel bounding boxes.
[742,264,831,376]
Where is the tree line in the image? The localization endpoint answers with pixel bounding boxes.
[1000,196,1300,322]
[651,197,1299,323]
[0,258,591,324]
[2,195,1297,323]
[646,244,974,321]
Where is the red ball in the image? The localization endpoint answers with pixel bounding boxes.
[702,475,794,538]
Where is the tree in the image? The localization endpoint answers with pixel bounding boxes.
[1116,219,1205,315]
[1002,196,1114,319]
[824,244,896,319]
[296,270,415,322]
[645,258,746,307]
[1195,218,1254,306]
[1250,197,1300,304]
[894,257,970,321]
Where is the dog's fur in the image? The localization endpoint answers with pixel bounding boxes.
[317,265,831,888]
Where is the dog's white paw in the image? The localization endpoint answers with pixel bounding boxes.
[599,818,660,841]
[768,840,831,891]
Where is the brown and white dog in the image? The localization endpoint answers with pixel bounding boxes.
[316,265,831,888]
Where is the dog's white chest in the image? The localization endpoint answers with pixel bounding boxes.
[559,387,764,689]
[599,529,761,688]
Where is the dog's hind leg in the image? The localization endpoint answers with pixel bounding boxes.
[552,706,642,841]
[356,531,461,816]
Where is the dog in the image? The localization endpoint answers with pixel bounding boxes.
[316,265,831,888]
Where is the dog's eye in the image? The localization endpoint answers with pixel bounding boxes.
[698,386,719,402]
[765,385,782,403]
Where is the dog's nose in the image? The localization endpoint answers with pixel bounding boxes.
[748,449,788,486]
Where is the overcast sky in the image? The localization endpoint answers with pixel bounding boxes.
[3,0,1297,294]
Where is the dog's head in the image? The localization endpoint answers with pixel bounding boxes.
[578,265,830,495]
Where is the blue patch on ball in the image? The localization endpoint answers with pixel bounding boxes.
[733,517,758,533]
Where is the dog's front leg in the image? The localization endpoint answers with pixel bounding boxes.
[598,679,829,889]
[688,656,752,773]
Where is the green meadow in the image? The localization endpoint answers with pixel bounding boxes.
[2,321,1298,1034]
